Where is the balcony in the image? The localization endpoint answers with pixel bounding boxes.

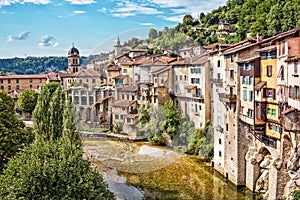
[219,93,236,103]
[211,78,223,86]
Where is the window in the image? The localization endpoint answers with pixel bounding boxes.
[249,77,252,85]
[242,76,246,84]
[195,104,198,113]
[226,123,228,131]
[295,86,299,98]
[219,151,222,157]
[0,86,3,90]
[219,139,222,144]
[267,65,272,77]
[7,79,10,84]
[30,84,32,88]
[244,63,252,70]
[266,88,275,98]
[243,90,247,101]
[127,118,131,124]
[184,75,187,81]
[249,91,253,102]
[267,108,271,115]
[248,109,254,118]
[92,79,95,84]
[122,94,124,100]
[74,96,79,104]
[175,75,178,81]
[272,109,276,116]
[29,79,32,83]
[0,79,2,84]
[217,60,221,67]
[122,107,126,111]
[115,115,119,120]
[180,75,182,81]
[294,63,299,74]
[8,85,11,90]
[120,115,124,120]
[191,78,200,84]
[230,54,234,63]
[16,79,19,83]
[16,85,19,90]
[39,78,42,83]
[230,70,234,78]
[123,69,128,74]
[89,96,94,105]
[81,96,87,105]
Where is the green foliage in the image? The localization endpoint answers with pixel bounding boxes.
[292,190,300,200]
[163,99,181,139]
[0,90,34,171]
[17,89,38,114]
[32,82,64,141]
[62,97,82,147]
[148,28,158,41]
[115,122,123,134]
[0,139,115,200]
[186,125,214,160]
[138,100,181,145]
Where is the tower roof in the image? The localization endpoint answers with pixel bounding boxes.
[68,43,79,55]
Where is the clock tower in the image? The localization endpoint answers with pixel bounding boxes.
[68,43,80,73]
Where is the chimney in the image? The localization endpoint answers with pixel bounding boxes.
[257,33,262,43]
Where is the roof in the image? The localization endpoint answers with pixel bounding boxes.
[0,74,47,79]
[113,75,128,79]
[68,46,79,55]
[255,118,266,125]
[282,107,295,115]
[254,81,266,91]
[106,66,120,71]
[152,66,172,75]
[255,45,277,52]
[185,85,197,90]
[117,85,138,92]
[223,38,258,55]
[171,58,191,65]
[237,56,260,63]
[192,54,209,65]
[113,100,136,107]
[77,69,99,77]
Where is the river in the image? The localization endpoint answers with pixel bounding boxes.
[83,139,257,200]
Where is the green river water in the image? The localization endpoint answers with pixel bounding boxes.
[83,139,258,200]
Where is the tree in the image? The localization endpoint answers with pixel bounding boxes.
[163,99,181,139]
[0,139,115,199]
[0,90,34,171]
[62,97,81,147]
[32,82,64,141]
[148,28,158,41]
[17,89,38,114]
[182,14,194,26]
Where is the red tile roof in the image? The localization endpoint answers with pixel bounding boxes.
[113,100,136,107]
[113,74,128,79]
[0,74,47,79]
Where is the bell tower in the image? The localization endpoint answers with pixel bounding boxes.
[68,43,80,73]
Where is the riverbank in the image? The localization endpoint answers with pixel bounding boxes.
[83,139,258,200]
[81,131,147,141]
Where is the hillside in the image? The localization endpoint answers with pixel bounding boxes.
[125,0,300,50]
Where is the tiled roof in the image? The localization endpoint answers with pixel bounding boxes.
[192,54,209,65]
[77,69,99,77]
[255,45,277,52]
[0,74,47,79]
[282,107,295,115]
[106,66,120,71]
[118,85,138,92]
[237,56,260,63]
[254,81,266,90]
[113,74,128,79]
[171,58,191,65]
[152,66,172,75]
[113,100,136,107]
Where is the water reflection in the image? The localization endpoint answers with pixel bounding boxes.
[84,140,257,200]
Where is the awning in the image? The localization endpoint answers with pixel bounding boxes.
[254,81,266,91]
[184,85,197,90]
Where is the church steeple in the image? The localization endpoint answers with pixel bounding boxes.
[68,43,80,73]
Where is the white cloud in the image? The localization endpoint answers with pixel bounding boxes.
[71,10,86,15]
[0,0,50,7]
[148,0,227,20]
[38,35,60,47]
[97,7,107,13]
[140,22,154,26]
[65,0,96,5]
[111,1,163,18]
[7,31,31,42]
[164,15,184,23]
[0,11,14,14]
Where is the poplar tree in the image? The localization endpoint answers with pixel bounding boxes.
[32,82,64,141]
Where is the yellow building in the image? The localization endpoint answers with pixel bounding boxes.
[257,46,280,140]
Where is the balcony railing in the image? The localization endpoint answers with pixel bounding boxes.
[219,93,236,103]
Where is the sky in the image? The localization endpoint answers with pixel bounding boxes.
[0,0,226,58]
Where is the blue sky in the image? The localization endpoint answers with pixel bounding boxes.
[0,0,226,58]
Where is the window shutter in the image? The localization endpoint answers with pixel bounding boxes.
[272,89,276,99]
[263,88,266,98]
